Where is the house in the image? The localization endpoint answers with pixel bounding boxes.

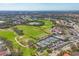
[0,38,11,56]
[63,53,70,56]
[51,27,62,34]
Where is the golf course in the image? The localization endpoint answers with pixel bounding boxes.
[0,19,54,56]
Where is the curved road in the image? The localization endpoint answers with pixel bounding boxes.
[15,37,28,48]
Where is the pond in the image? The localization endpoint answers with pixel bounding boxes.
[0,21,5,23]
[27,21,44,26]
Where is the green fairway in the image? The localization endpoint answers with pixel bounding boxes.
[0,19,54,56]
[15,20,53,42]
[40,19,53,29]
[0,30,34,55]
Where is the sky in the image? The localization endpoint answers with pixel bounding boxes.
[0,3,79,11]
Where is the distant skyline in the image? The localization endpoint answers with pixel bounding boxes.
[0,3,79,11]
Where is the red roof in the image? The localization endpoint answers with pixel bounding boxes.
[0,51,7,56]
[63,53,70,56]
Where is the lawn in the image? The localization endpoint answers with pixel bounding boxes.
[15,19,53,42]
[0,19,54,56]
[0,30,34,56]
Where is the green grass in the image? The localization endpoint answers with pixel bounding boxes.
[15,20,53,43]
[0,19,54,56]
[0,30,17,48]
[15,25,47,42]
[40,19,53,29]
[0,30,34,55]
